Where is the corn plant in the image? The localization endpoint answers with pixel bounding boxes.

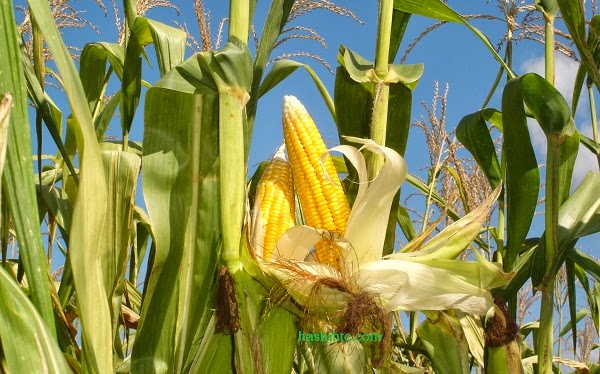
[1,0,600,373]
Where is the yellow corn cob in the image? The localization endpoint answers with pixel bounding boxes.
[282,95,350,270]
[251,146,296,260]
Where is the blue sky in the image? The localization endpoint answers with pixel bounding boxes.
[17,0,599,251]
[22,0,599,251]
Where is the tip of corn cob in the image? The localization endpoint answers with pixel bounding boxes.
[250,149,296,260]
[283,95,300,107]
[273,143,286,162]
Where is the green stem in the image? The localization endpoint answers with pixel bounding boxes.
[123,132,129,152]
[537,14,558,373]
[545,16,555,85]
[409,311,418,345]
[369,84,390,179]
[374,0,393,79]
[556,285,562,374]
[368,0,394,179]
[537,141,560,374]
[220,0,249,271]
[228,0,250,43]
[219,90,246,271]
[482,63,504,109]
[538,278,555,374]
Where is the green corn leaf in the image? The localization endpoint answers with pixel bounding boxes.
[258,59,335,120]
[558,307,588,338]
[456,110,502,189]
[494,239,538,299]
[247,0,295,132]
[533,172,600,287]
[82,42,125,80]
[572,257,600,334]
[389,9,411,63]
[121,17,186,133]
[417,311,470,374]
[565,258,578,350]
[194,39,256,371]
[483,108,503,130]
[334,48,415,255]
[0,94,11,181]
[571,250,600,283]
[397,204,417,242]
[338,46,423,88]
[535,0,559,16]
[0,0,55,336]
[559,132,580,202]
[334,65,372,142]
[80,44,116,114]
[95,91,121,139]
[121,35,142,134]
[256,306,298,374]
[581,133,600,157]
[21,48,78,180]
[0,266,70,372]
[519,74,576,141]
[529,131,579,288]
[132,38,250,370]
[186,314,234,372]
[100,151,141,350]
[334,66,371,205]
[25,0,116,368]
[37,185,72,239]
[131,18,186,77]
[456,312,485,368]
[134,40,252,370]
[309,341,367,374]
[573,60,587,117]
[401,185,500,260]
[132,87,220,371]
[393,0,514,78]
[131,206,154,284]
[501,75,541,271]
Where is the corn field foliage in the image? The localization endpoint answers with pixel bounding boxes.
[1,0,600,373]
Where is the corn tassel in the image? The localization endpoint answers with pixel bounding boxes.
[282,95,350,270]
[251,146,296,259]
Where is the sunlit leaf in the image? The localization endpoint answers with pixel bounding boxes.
[417,312,470,374]
[0,0,56,337]
[0,267,70,372]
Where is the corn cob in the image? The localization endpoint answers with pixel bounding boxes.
[282,95,350,270]
[251,146,296,260]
